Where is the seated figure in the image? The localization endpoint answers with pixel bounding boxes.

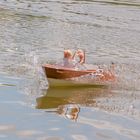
[74,49,85,64]
[63,49,76,68]
[63,49,85,69]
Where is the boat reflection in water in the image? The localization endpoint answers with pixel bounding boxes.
[36,85,112,121]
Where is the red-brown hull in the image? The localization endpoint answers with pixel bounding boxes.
[42,64,116,82]
[42,64,96,79]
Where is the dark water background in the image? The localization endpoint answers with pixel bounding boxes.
[0,0,140,139]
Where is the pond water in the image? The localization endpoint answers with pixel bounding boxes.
[0,0,140,140]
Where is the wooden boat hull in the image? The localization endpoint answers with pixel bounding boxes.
[42,64,96,79]
[42,64,116,87]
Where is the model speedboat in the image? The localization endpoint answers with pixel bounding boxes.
[42,63,116,87]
